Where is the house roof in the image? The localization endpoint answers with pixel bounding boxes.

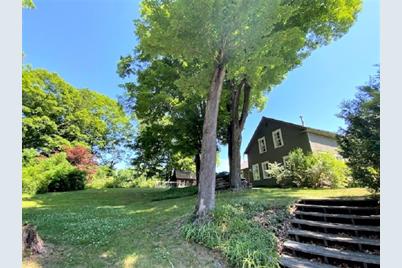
[244,117,337,154]
[174,170,196,180]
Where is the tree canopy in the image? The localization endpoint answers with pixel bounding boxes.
[22,0,35,9]
[337,70,380,192]
[22,67,133,166]
[119,57,230,178]
[135,0,362,218]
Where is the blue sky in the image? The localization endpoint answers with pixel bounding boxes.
[23,0,379,171]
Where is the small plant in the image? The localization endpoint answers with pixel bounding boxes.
[182,202,280,267]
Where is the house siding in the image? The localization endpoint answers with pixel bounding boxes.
[307,132,339,155]
[246,118,312,187]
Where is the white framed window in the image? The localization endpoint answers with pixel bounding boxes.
[282,155,289,166]
[261,161,270,179]
[258,137,267,154]
[272,129,284,148]
[252,164,260,181]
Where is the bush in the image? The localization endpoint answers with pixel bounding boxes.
[22,148,39,167]
[182,202,280,267]
[22,152,86,194]
[47,169,86,192]
[87,168,161,189]
[307,152,351,188]
[130,176,160,188]
[266,162,291,186]
[112,169,136,187]
[266,149,350,188]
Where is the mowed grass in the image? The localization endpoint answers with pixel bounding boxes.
[22,187,370,267]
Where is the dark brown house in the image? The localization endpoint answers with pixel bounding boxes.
[244,117,339,187]
[170,170,196,187]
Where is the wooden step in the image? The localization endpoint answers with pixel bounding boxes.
[280,254,336,268]
[288,229,380,246]
[291,219,380,232]
[295,204,379,211]
[283,240,380,265]
[295,211,380,220]
[299,198,379,206]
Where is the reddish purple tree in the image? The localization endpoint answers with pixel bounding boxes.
[65,145,97,178]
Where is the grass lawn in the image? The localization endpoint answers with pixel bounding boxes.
[22,187,370,267]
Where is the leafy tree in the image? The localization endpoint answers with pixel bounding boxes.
[65,145,97,178]
[225,0,363,189]
[119,57,201,179]
[22,67,133,166]
[135,0,362,219]
[22,0,35,9]
[337,71,380,192]
[119,56,230,180]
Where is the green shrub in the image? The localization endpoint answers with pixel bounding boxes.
[22,152,86,194]
[267,149,351,188]
[286,148,310,187]
[22,148,39,167]
[182,203,280,267]
[87,168,161,189]
[112,169,136,187]
[47,169,86,192]
[86,166,115,189]
[306,152,351,188]
[266,162,291,187]
[130,176,160,188]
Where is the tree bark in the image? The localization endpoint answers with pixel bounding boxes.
[195,51,226,220]
[195,152,200,186]
[228,79,251,189]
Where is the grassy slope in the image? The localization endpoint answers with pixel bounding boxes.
[22,187,370,267]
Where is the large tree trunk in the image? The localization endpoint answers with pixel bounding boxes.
[229,123,242,188]
[228,79,251,189]
[195,52,226,220]
[195,153,200,186]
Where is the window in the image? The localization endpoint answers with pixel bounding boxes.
[252,164,260,180]
[272,129,284,148]
[258,137,267,154]
[261,161,270,179]
[283,155,289,166]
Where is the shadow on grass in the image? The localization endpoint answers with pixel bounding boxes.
[151,186,198,201]
[22,187,371,267]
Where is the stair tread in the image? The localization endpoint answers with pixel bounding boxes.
[295,211,380,220]
[295,204,379,210]
[288,229,380,246]
[299,198,377,201]
[291,219,380,232]
[283,240,380,264]
[280,254,336,268]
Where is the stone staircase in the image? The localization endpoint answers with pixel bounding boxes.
[280,198,380,268]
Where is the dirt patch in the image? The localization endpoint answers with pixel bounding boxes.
[252,205,296,252]
[172,216,229,268]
